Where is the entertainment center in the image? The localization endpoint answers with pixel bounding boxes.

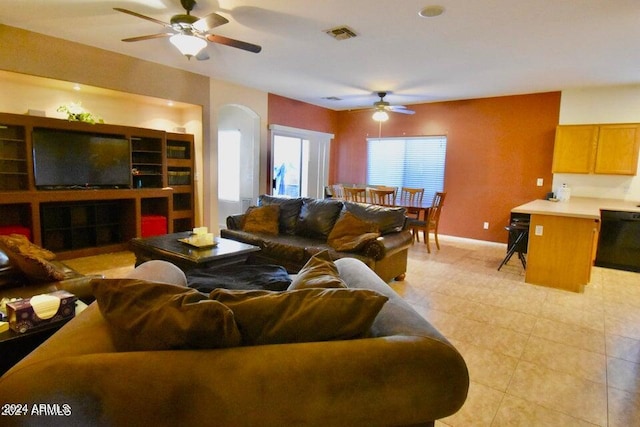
[0,112,195,259]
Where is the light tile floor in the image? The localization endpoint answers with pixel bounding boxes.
[390,235,640,427]
[66,236,640,426]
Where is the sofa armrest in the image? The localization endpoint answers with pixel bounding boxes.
[361,230,413,261]
[226,214,245,230]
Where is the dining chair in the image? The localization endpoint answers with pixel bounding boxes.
[400,187,424,219]
[369,187,396,206]
[411,191,446,253]
[343,187,367,202]
[330,184,344,199]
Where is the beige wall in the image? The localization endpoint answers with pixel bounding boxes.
[556,85,640,201]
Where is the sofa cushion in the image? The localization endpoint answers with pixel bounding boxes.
[327,211,381,252]
[258,195,303,235]
[242,205,280,235]
[343,201,407,235]
[92,278,241,351]
[209,287,388,346]
[288,250,347,290]
[295,198,343,239]
[0,234,66,282]
[263,237,308,264]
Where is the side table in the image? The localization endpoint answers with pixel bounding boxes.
[0,300,87,376]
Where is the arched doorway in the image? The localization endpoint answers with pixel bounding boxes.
[217,104,260,229]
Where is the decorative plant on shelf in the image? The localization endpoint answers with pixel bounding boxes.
[57,102,103,124]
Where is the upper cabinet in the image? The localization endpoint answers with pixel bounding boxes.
[552,124,640,175]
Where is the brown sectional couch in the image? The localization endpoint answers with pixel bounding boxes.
[221,195,414,282]
[0,257,469,426]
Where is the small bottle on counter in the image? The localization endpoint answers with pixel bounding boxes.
[557,183,571,202]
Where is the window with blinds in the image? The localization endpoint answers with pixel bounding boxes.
[366,136,447,200]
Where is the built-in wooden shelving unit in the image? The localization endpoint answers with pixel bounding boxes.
[0,112,194,259]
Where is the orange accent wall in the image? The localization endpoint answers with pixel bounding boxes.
[268,91,561,243]
[267,94,339,192]
[334,92,561,242]
[268,94,338,133]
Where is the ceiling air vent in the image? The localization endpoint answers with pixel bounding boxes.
[325,26,357,41]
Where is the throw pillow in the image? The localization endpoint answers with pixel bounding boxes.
[295,198,343,239]
[258,195,303,235]
[0,234,65,282]
[0,234,56,260]
[92,278,241,351]
[327,211,381,252]
[242,205,280,235]
[209,287,388,346]
[287,250,347,290]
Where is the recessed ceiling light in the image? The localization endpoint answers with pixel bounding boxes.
[167,100,174,106]
[419,5,445,18]
[72,83,81,91]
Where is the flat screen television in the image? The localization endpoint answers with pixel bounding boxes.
[32,128,131,189]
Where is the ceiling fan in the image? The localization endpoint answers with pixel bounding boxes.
[114,0,261,60]
[371,92,415,121]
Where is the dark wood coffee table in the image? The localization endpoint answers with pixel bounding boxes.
[129,232,260,272]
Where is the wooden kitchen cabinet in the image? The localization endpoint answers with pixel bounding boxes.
[594,124,640,174]
[552,123,640,175]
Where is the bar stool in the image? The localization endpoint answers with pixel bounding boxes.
[497,219,529,270]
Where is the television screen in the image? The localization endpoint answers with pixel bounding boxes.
[32,129,131,189]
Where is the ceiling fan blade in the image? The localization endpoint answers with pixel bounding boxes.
[122,33,173,42]
[193,13,229,32]
[196,50,210,61]
[388,106,415,115]
[113,8,170,27]
[206,34,262,53]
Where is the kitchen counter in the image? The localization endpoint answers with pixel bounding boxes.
[508,197,638,292]
[512,197,640,220]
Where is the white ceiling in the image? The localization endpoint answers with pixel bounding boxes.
[2,0,640,110]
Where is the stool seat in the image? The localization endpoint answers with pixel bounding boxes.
[498,221,529,271]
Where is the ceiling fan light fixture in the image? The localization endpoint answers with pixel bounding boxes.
[372,110,389,122]
[170,33,207,58]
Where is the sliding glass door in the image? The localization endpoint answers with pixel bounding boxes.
[272,135,307,197]
[269,125,334,199]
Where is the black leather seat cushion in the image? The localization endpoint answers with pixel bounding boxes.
[295,198,343,239]
[186,264,291,292]
[343,201,406,234]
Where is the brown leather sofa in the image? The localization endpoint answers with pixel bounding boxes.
[221,195,413,282]
[0,257,469,426]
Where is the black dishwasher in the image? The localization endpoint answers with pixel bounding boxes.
[595,210,640,272]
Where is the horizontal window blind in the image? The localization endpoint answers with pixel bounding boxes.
[366,136,447,201]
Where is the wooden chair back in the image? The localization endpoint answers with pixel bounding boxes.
[427,191,447,228]
[400,187,425,219]
[410,191,446,253]
[343,187,367,203]
[369,187,396,206]
[330,184,344,199]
